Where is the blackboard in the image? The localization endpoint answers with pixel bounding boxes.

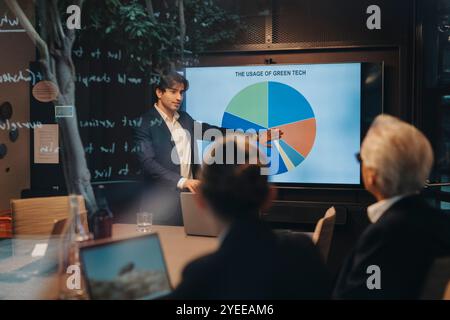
[29,43,154,191]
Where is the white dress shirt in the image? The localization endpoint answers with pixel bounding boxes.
[367,194,410,223]
[154,104,192,189]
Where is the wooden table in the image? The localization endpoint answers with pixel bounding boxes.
[0,237,61,299]
[0,225,219,299]
[112,224,219,287]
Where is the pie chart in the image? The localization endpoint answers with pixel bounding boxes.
[221,81,316,175]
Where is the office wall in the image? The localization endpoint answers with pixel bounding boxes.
[214,0,415,121]
[0,1,35,212]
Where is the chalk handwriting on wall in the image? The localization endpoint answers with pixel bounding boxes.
[0,12,25,32]
[117,73,143,85]
[13,44,156,184]
[0,12,19,27]
[78,117,144,129]
[73,46,123,61]
[93,163,131,179]
[72,46,160,85]
[0,120,43,130]
[75,72,148,88]
[121,116,143,127]
[79,119,116,129]
[84,141,142,155]
[3,45,161,88]
[76,73,112,87]
[0,69,43,85]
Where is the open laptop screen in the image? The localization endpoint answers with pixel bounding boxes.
[79,233,171,300]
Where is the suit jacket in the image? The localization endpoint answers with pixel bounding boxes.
[333,195,450,299]
[134,106,226,189]
[134,106,225,225]
[169,219,332,299]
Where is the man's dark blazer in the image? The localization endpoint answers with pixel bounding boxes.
[169,219,332,299]
[333,195,450,299]
[134,106,225,225]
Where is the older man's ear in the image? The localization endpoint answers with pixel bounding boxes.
[362,165,373,187]
[362,166,384,201]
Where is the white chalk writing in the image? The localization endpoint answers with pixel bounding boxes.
[76,73,111,87]
[0,69,43,85]
[0,120,43,130]
[121,116,142,128]
[93,163,130,179]
[84,141,142,154]
[79,119,116,128]
[0,13,19,27]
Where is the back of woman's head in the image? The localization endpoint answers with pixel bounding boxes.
[200,136,270,222]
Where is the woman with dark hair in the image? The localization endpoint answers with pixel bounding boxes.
[170,136,331,299]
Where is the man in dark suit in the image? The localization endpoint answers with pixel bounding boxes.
[134,72,225,225]
[169,136,331,299]
[333,115,450,299]
[135,71,281,225]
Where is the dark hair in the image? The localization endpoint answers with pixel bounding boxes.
[200,138,270,222]
[154,71,189,99]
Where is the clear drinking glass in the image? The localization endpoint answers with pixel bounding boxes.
[136,212,153,232]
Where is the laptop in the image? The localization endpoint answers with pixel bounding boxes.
[79,233,172,300]
[180,192,220,237]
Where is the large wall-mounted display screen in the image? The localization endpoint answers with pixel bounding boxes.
[185,63,361,185]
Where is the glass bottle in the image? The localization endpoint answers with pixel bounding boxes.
[92,185,113,239]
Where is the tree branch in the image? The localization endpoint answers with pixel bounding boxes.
[36,0,57,78]
[145,0,156,23]
[49,0,66,47]
[178,0,186,59]
[8,0,98,217]
[5,0,49,65]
